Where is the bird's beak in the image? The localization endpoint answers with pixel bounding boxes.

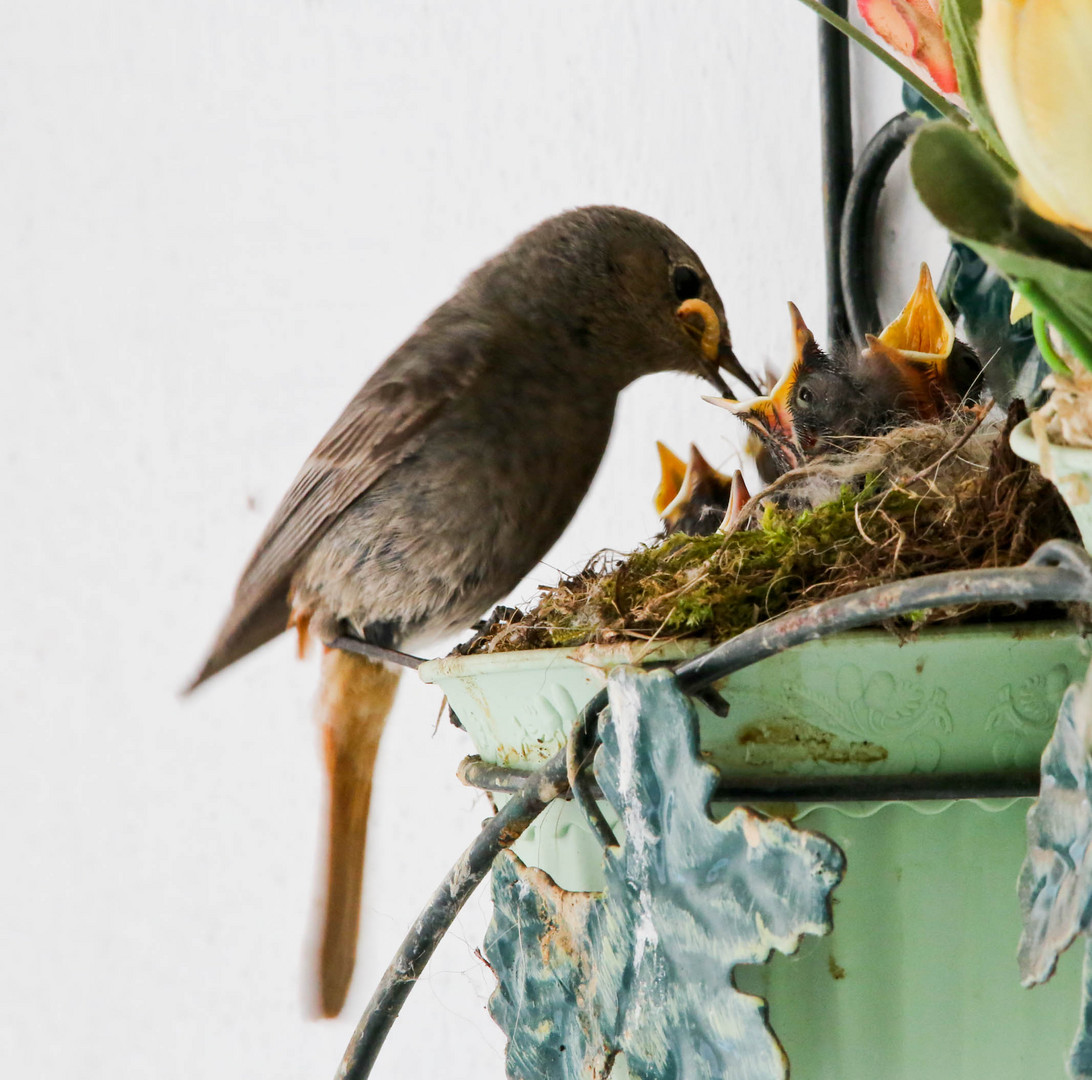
[653,441,687,515]
[710,339,740,396]
[718,470,752,535]
[868,265,953,421]
[675,298,746,396]
[878,263,954,362]
[660,444,729,532]
[702,302,813,472]
[705,391,803,471]
[874,263,983,411]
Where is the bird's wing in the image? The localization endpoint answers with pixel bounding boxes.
[188,325,488,689]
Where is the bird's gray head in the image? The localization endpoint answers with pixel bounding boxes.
[479,206,743,394]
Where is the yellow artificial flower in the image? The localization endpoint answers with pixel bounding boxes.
[979,0,1092,237]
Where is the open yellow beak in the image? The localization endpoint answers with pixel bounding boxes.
[872,262,987,415]
[655,445,716,528]
[660,444,732,533]
[718,470,752,535]
[703,302,816,473]
[704,392,803,472]
[653,441,688,515]
[879,263,954,362]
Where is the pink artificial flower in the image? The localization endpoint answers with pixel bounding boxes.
[857,0,959,94]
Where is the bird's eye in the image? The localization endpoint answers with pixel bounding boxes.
[797,384,814,405]
[672,265,702,302]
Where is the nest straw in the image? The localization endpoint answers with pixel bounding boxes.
[461,407,1082,655]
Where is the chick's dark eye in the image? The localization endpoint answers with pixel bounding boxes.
[672,265,702,302]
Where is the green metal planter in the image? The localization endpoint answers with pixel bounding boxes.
[421,622,1090,1079]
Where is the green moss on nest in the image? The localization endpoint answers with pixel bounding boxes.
[463,420,1081,655]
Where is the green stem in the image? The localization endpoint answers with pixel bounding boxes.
[1020,278,1092,375]
[790,0,968,128]
[1032,312,1072,376]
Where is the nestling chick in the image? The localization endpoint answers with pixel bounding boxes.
[707,264,982,475]
[188,206,756,1016]
[654,442,750,536]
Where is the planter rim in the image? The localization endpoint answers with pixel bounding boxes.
[1010,415,1092,465]
[419,618,1076,684]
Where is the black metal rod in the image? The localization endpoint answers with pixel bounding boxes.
[839,111,925,347]
[459,756,1042,803]
[334,753,569,1080]
[330,635,425,670]
[818,0,854,346]
[566,688,617,848]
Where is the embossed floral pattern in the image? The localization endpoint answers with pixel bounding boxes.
[783,662,952,771]
[988,664,1072,736]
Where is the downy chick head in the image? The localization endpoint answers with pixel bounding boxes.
[706,302,852,473]
[653,442,747,536]
[706,266,983,476]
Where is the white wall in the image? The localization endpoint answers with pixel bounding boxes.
[0,3,947,1077]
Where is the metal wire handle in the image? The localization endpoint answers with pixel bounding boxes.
[839,111,926,348]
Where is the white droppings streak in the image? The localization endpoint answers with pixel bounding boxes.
[612,676,660,978]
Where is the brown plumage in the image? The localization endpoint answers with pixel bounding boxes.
[317,650,398,1016]
[188,205,754,1015]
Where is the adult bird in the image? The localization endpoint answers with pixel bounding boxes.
[708,264,982,474]
[187,206,755,1017]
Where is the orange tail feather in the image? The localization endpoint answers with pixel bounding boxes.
[316,649,401,1018]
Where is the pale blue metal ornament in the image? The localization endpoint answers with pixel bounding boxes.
[485,667,845,1080]
[1020,659,1092,1078]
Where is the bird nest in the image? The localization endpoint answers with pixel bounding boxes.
[459,407,1082,655]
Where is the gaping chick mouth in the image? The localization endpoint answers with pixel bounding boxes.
[703,301,815,473]
[866,262,976,418]
[705,393,804,472]
[653,441,752,536]
[878,262,954,360]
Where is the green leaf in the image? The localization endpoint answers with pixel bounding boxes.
[939,0,1012,164]
[910,121,1092,368]
[910,120,1016,234]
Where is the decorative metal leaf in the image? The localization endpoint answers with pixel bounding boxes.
[487,855,603,1078]
[1071,941,1092,1080]
[485,667,845,1080]
[1019,667,1092,987]
[942,241,1045,410]
[1019,660,1092,1078]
